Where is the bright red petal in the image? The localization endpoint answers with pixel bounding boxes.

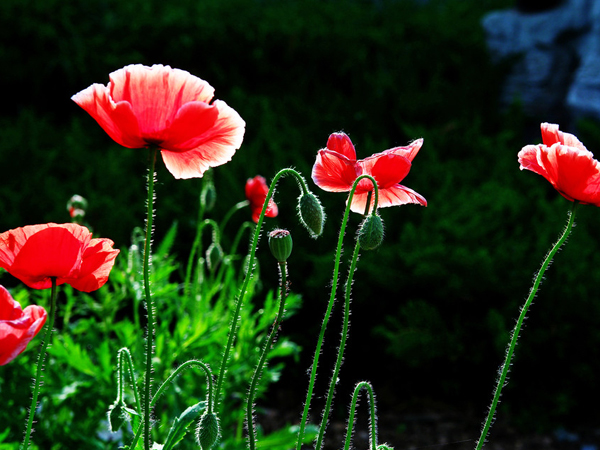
[160,100,245,179]
[71,83,146,148]
[312,149,357,192]
[0,285,47,365]
[108,64,216,136]
[326,132,357,161]
[382,138,424,162]
[356,154,412,192]
[66,238,120,292]
[541,123,587,151]
[350,184,427,214]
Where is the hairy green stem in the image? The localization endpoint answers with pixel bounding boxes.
[21,278,58,450]
[247,261,289,450]
[142,147,158,450]
[117,347,142,414]
[344,382,378,450]
[476,203,579,449]
[316,240,361,449]
[296,174,377,450]
[215,168,307,410]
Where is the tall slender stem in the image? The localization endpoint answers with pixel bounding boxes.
[296,174,377,450]
[476,203,579,449]
[344,381,377,450]
[215,168,307,409]
[143,147,158,450]
[247,261,289,450]
[315,240,361,449]
[21,278,58,450]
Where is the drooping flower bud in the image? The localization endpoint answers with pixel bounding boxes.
[196,411,220,450]
[268,229,293,263]
[357,214,384,250]
[205,243,224,272]
[298,192,325,238]
[201,182,217,212]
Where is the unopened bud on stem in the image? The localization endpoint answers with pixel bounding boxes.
[298,192,325,238]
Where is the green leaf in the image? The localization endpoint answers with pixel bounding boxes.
[256,424,319,450]
[162,401,206,450]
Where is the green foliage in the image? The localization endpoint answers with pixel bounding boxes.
[0,216,303,449]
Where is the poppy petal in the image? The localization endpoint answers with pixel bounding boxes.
[380,138,424,162]
[541,123,587,151]
[326,132,357,161]
[160,100,245,179]
[356,154,412,191]
[71,84,146,148]
[350,184,427,214]
[65,238,120,292]
[312,149,357,192]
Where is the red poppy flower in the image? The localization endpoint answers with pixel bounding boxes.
[311,132,427,214]
[72,64,245,179]
[245,176,278,223]
[0,223,120,292]
[518,123,600,206]
[0,285,47,365]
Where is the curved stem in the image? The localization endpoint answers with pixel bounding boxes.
[316,240,361,449]
[476,203,579,449]
[118,347,142,414]
[296,174,377,450]
[214,168,306,410]
[129,360,215,450]
[344,381,377,450]
[247,261,289,450]
[220,200,250,236]
[143,147,158,450]
[21,278,58,450]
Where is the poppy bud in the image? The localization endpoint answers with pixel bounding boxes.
[268,229,293,263]
[298,192,325,238]
[201,183,217,212]
[358,214,384,250]
[67,194,88,223]
[206,243,224,272]
[196,411,220,450]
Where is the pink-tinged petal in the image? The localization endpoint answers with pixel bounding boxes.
[541,123,587,151]
[349,184,427,214]
[160,100,245,179]
[153,101,219,150]
[0,286,47,365]
[66,239,120,292]
[518,145,550,179]
[71,84,146,148]
[108,64,215,134]
[356,154,412,192]
[381,138,424,162]
[312,149,357,192]
[326,132,357,161]
[538,144,600,205]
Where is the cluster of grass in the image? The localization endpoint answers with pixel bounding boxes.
[2,0,600,437]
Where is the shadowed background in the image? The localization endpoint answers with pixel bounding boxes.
[2,0,600,446]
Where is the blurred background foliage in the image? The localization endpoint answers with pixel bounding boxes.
[1,0,600,442]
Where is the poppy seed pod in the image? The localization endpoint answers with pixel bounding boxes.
[358,214,384,250]
[196,411,220,450]
[268,229,293,263]
[298,192,325,238]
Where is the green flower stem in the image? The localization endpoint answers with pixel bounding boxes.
[21,278,58,450]
[143,147,158,450]
[296,174,377,450]
[316,239,361,450]
[476,202,579,450]
[117,347,142,414]
[214,168,307,410]
[229,221,254,257]
[247,261,289,450]
[344,381,377,450]
[186,219,220,297]
[220,200,250,236]
[129,360,215,450]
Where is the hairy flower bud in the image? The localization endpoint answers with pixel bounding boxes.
[358,214,384,250]
[196,411,220,450]
[268,229,293,263]
[205,243,224,272]
[201,183,217,212]
[298,192,325,238]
